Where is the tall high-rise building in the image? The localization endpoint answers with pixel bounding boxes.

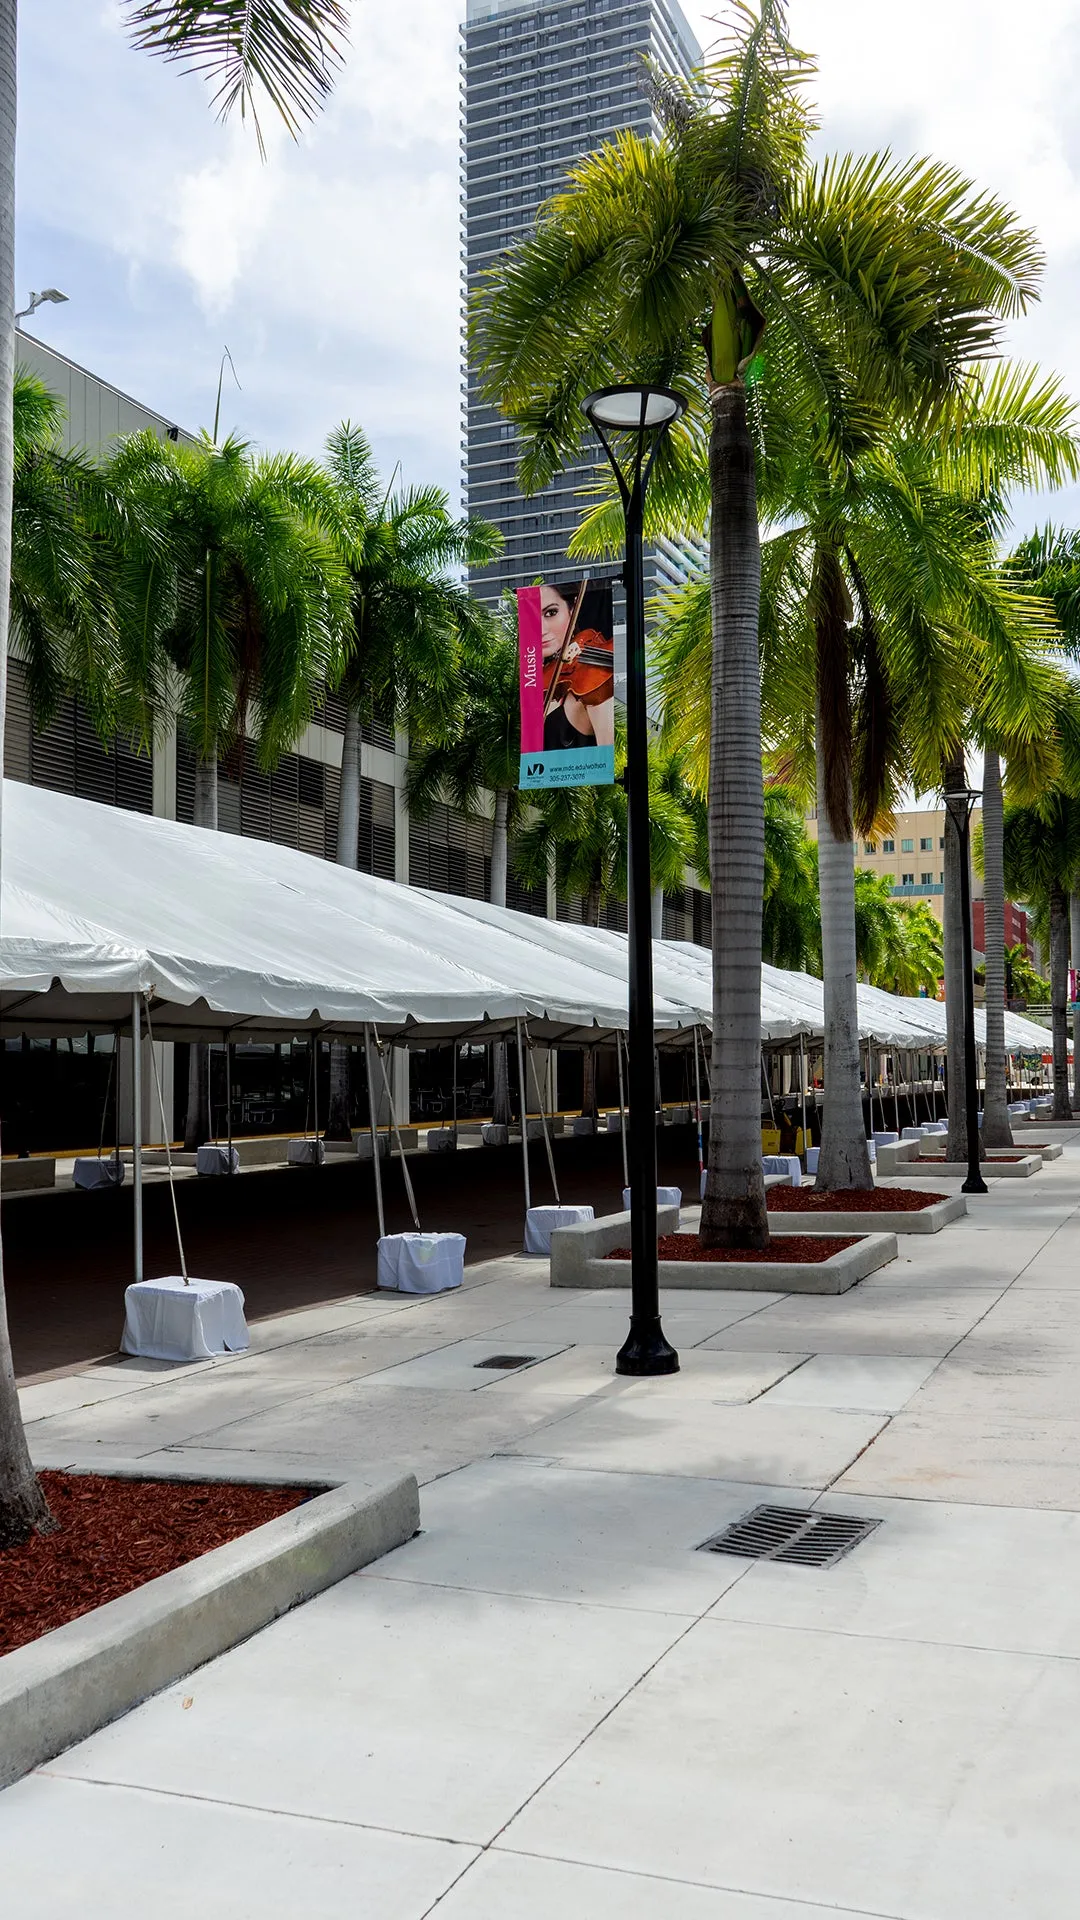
[460,0,702,609]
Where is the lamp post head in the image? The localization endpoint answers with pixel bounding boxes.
[943,787,981,830]
[582,385,686,432]
[582,384,687,511]
[15,288,69,323]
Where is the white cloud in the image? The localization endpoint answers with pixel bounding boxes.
[14,0,1080,534]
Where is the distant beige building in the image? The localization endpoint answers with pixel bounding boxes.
[805,804,983,929]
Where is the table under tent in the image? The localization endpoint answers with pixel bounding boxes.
[0,780,1062,1323]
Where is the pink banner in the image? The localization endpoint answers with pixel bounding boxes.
[517,585,544,753]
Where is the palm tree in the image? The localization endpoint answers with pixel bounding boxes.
[1,0,351,1553]
[650,364,1070,1187]
[318,425,499,1136]
[106,429,352,1144]
[1002,794,1080,1119]
[9,370,129,738]
[851,875,942,995]
[406,603,519,1126]
[322,425,500,878]
[475,2,1044,1242]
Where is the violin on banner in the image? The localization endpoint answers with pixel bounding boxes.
[518,578,616,791]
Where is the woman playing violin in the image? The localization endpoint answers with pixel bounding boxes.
[540,581,615,753]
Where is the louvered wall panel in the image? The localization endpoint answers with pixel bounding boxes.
[3,660,32,781]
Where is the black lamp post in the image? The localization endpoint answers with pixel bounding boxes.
[582,383,685,1376]
[943,785,988,1196]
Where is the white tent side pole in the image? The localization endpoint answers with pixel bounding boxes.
[615,1032,629,1189]
[893,1056,901,1134]
[144,1001,188,1284]
[515,1018,532,1214]
[799,1032,807,1155]
[375,1032,420,1231]
[132,994,144,1286]
[526,1021,560,1204]
[226,1037,233,1163]
[693,1026,705,1185]
[363,1025,386,1241]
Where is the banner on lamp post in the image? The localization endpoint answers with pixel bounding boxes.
[518,578,616,790]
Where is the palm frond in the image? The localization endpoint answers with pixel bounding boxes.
[122,1,349,153]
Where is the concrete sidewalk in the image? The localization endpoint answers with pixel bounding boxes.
[4,1132,1080,1915]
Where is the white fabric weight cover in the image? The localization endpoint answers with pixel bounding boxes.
[121,1276,249,1361]
[622,1186,682,1216]
[196,1144,239,1176]
[287,1139,325,1165]
[762,1155,801,1187]
[377,1232,465,1293]
[74,1156,124,1190]
[524,1204,594,1254]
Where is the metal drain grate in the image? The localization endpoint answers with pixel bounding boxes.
[474,1354,538,1371]
[699,1504,880,1569]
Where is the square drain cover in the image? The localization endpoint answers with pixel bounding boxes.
[474,1354,538,1371]
[700,1504,880,1569]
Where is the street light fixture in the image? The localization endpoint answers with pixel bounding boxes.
[15,288,68,323]
[943,785,988,1195]
[582,383,686,1376]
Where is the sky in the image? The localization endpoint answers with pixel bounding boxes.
[15,1,1080,531]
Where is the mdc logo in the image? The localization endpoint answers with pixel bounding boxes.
[526,761,544,776]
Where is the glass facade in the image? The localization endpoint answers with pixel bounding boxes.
[461,0,702,608]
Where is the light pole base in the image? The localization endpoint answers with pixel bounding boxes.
[962,1175,989,1194]
[616,1319,680,1376]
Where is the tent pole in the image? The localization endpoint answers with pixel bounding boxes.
[526,1021,560,1203]
[515,1018,532,1214]
[894,1056,901,1134]
[363,1024,386,1241]
[451,1036,458,1146]
[375,1030,420,1230]
[761,1050,776,1129]
[615,1032,629,1190]
[145,1001,188,1284]
[799,1033,808,1157]
[132,994,144,1286]
[226,1034,233,1165]
[693,1027,704,1190]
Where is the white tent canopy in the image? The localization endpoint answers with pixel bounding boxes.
[0,781,1063,1057]
[0,782,696,1045]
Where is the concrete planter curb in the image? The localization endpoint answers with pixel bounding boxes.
[549,1209,896,1294]
[883,1154,1043,1181]
[549,1204,681,1287]
[768,1194,966,1235]
[0,1469,419,1792]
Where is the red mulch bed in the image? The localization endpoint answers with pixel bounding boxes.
[0,1472,309,1656]
[768,1186,949,1213]
[607,1233,858,1264]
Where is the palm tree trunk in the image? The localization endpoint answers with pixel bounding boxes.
[1072,892,1080,1110]
[699,384,768,1249]
[325,704,364,1138]
[943,744,973,1164]
[0,0,56,1546]
[184,749,218,1149]
[980,748,1013,1147]
[814,731,874,1190]
[1050,880,1072,1120]
[490,788,508,908]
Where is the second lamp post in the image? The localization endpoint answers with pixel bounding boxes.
[582,384,685,1376]
[943,785,988,1196]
